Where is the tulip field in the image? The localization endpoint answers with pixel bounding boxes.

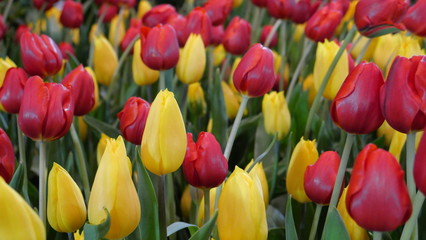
[2,0,426,239]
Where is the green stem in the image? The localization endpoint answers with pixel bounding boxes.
[407,132,417,200]
[373,231,382,240]
[401,191,425,240]
[263,19,282,48]
[16,117,30,203]
[208,46,214,87]
[250,7,261,45]
[158,174,167,240]
[2,0,13,20]
[270,140,280,199]
[355,39,372,64]
[304,26,356,138]
[247,134,277,173]
[309,204,322,240]
[39,141,47,227]
[223,95,249,160]
[203,188,210,225]
[159,71,165,91]
[278,22,287,92]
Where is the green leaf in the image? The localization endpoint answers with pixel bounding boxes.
[268,228,285,240]
[167,222,198,237]
[189,211,218,240]
[321,207,350,240]
[83,115,120,138]
[285,196,298,240]
[209,69,228,150]
[83,208,111,240]
[9,163,25,191]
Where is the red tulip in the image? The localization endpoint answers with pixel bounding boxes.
[62,65,95,116]
[304,151,341,204]
[98,3,118,23]
[202,0,232,26]
[223,17,251,55]
[120,19,142,53]
[0,15,7,40]
[141,24,180,70]
[14,24,31,43]
[259,25,278,48]
[20,32,63,77]
[402,0,426,37]
[233,43,275,97]
[290,0,320,24]
[380,55,426,133]
[118,0,135,8]
[251,0,267,7]
[182,132,228,188]
[0,68,29,114]
[58,42,75,60]
[33,0,57,10]
[346,144,412,231]
[0,128,15,183]
[142,4,177,28]
[60,0,83,28]
[167,14,189,47]
[354,0,408,37]
[331,62,385,134]
[185,7,213,46]
[266,0,294,20]
[117,97,150,145]
[210,25,225,46]
[414,126,426,195]
[305,2,344,42]
[18,76,74,141]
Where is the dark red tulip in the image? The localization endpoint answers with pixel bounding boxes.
[141,24,180,70]
[267,0,294,19]
[346,144,412,231]
[117,97,150,145]
[304,151,341,204]
[0,128,15,183]
[210,25,225,46]
[14,24,31,43]
[251,0,267,7]
[202,0,232,26]
[18,76,74,141]
[259,25,278,48]
[0,15,7,40]
[20,32,63,77]
[354,0,408,37]
[167,14,189,47]
[0,68,29,114]
[118,0,135,8]
[33,0,58,10]
[305,3,344,42]
[58,42,75,60]
[185,7,213,46]
[182,132,228,188]
[142,4,177,28]
[120,18,142,53]
[97,3,118,23]
[414,126,426,195]
[223,16,251,55]
[380,56,426,133]
[331,62,385,134]
[290,0,321,24]
[233,43,275,97]
[62,65,95,116]
[403,0,426,37]
[60,0,83,28]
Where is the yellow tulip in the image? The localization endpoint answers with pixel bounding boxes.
[232,0,243,8]
[108,16,126,47]
[336,1,358,34]
[180,185,192,221]
[272,50,281,74]
[47,163,86,233]
[302,74,316,107]
[97,133,111,165]
[213,44,226,67]
[229,57,241,87]
[218,167,267,240]
[397,35,425,58]
[78,117,88,141]
[197,188,217,226]
[88,136,140,240]
[85,67,100,110]
[0,57,16,86]
[93,35,118,86]
[187,82,207,116]
[372,34,401,70]
[389,131,407,163]
[89,24,98,42]
[0,177,45,239]
[337,186,369,240]
[262,91,291,140]
[377,121,395,146]
[74,230,84,240]
[71,28,80,44]
[222,81,241,119]
[313,39,349,100]
[293,24,305,43]
[132,39,159,86]
[245,160,269,207]
[350,33,377,62]
[177,34,206,84]
[141,89,187,175]
[286,137,318,203]
[137,0,152,19]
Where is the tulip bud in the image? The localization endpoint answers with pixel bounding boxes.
[286,137,318,203]
[290,0,320,24]
[346,144,412,231]
[245,160,269,207]
[142,4,177,28]
[180,185,192,220]
[304,151,341,204]
[15,24,31,43]
[33,0,57,10]
[210,25,225,46]
[120,19,141,53]
[117,97,150,145]
[397,35,425,59]
[0,67,27,114]
[251,0,266,7]
[233,43,275,97]
[403,0,426,37]
[167,14,189,47]
[414,127,426,196]
[198,187,217,225]
[132,39,159,86]
[305,3,343,42]
[186,8,213,46]
[60,0,83,28]
[262,91,291,140]
[47,163,86,232]
[97,133,111,165]
[218,167,267,240]
[349,33,377,62]
[0,128,15,183]
[0,177,46,239]
[137,0,151,19]
[372,33,401,71]
[93,34,118,86]
[18,76,74,141]
[266,0,294,20]
[88,136,141,239]
[331,62,384,134]
[58,42,76,60]
[176,34,206,84]
[187,82,207,116]
[259,25,278,48]
[222,81,241,119]
[84,67,100,111]
[302,74,316,106]
[223,17,251,55]
[141,90,187,175]
[98,3,118,23]
[389,131,407,162]
[203,0,232,26]
[213,44,226,66]
[108,15,126,47]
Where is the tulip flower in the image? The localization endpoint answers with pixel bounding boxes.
[330,62,384,134]
[97,3,118,23]
[403,0,426,37]
[132,39,159,86]
[47,163,86,232]
[222,81,241,119]
[93,34,118,86]
[313,39,349,100]
[33,0,57,10]
[218,167,267,240]
[84,67,99,111]
[15,24,31,43]
[141,90,187,175]
[62,65,95,116]
[120,19,141,53]
[233,43,275,97]
[245,160,269,206]
[290,0,320,24]
[0,68,28,114]
[262,91,291,140]
[198,187,217,225]
[0,177,46,239]
[0,128,15,183]
[137,0,151,18]
[58,42,76,60]
[97,133,111,165]
[346,144,412,231]
[414,127,426,195]
[372,33,401,70]
[141,24,180,70]
[251,0,266,7]
[176,34,206,84]
[88,136,141,239]
[349,33,377,62]
[183,132,228,188]
[180,186,192,220]
[259,25,278,48]
[187,82,207,116]
[142,4,176,28]
[223,17,251,55]
[167,14,189,47]
[381,55,426,133]
[202,0,232,26]
[304,151,341,204]
[108,15,126,48]
[266,0,294,20]
[354,0,408,37]
[18,76,74,141]
[305,3,343,42]
[60,0,83,28]
[117,97,150,145]
[213,44,226,66]
[20,32,63,77]
[210,25,225,46]
[287,137,318,203]
[389,131,407,162]
[185,8,213,46]
[397,35,425,59]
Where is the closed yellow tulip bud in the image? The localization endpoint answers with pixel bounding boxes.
[313,39,349,100]
[85,67,100,110]
[272,50,281,74]
[132,39,159,86]
[222,81,241,119]
[89,24,98,42]
[372,34,401,70]
[141,89,187,175]
[187,82,207,115]
[302,74,316,107]
[93,34,118,86]
[0,57,16,112]
[350,33,377,62]
[337,186,369,240]
[197,187,217,226]
[293,24,305,43]
[78,116,88,140]
[245,160,269,207]
[177,34,206,84]
[286,137,318,203]
[137,0,152,19]
[0,177,45,239]
[213,44,226,67]
[47,163,86,233]
[88,136,141,239]
[108,16,126,47]
[229,57,241,87]
[218,167,267,240]
[262,91,291,140]
[71,28,80,44]
[377,121,395,146]
[233,0,243,8]
[389,131,407,162]
[97,133,112,165]
[180,186,192,221]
